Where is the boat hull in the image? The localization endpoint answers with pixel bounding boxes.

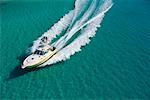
[22,50,57,69]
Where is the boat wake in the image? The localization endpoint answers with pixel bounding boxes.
[30,0,113,67]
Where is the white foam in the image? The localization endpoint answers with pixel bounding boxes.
[31,10,74,53]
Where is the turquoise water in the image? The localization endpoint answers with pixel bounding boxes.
[1,0,150,99]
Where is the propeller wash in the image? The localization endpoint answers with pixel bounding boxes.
[22,0,113,68]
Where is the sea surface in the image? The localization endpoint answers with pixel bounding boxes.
[1,0,150,99]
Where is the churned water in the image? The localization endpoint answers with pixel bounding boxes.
[1,0,150,99]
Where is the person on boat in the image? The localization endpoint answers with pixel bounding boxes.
[39,36,56,51]
[41,36,48,43]
[46,45,56,51]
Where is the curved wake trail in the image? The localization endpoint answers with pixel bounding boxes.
[31,0,113,67]
[52,0,98,50]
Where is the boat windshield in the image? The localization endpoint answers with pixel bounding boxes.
[34,50,47,55]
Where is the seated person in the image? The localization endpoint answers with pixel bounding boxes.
[47,45,56,51]
[41,36,48,43]
[50,46,56,51]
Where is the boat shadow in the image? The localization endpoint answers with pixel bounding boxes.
[6,52,63,81]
